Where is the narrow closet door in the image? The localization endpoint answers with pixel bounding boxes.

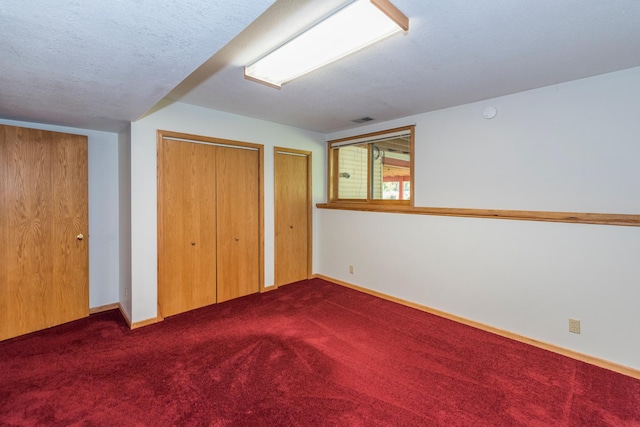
[0,125,89,341]
[274,148,312,286]
[216,146,260,302]
[158,138,216,317]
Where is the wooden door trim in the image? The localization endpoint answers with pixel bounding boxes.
[159,130,263,151]
[157,130,265,311]
[274,147,313,287]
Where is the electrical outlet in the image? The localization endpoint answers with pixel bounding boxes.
[568,318,581,334]
[349,265,354,274]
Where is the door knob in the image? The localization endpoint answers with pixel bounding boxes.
[290,225,293,229]
[191,241,196,246]
[235,237,240,241]
[76,234,84,241]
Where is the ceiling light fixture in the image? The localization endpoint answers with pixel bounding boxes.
[244,0,409,89]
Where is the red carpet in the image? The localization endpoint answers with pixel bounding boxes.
[1,278,639,426]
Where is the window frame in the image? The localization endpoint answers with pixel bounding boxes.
[327,125,415,207]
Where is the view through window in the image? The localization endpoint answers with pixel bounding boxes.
[329,126,414,205]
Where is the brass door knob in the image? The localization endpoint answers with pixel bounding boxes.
[76,234,84,240]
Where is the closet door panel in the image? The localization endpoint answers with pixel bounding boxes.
[158,139,216,317]
[216,147,259,303]
[191,143,217,309]
[1,126,52,338]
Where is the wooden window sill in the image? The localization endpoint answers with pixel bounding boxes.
[316,203,640,227]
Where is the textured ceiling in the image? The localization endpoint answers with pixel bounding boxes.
[2,1,640,134]
[0,0,273,132]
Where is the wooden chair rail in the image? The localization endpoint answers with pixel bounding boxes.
[316,203,640,227]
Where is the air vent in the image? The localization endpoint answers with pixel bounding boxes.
[352,117,374,123]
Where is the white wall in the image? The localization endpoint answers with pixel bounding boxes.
[129,103,326,323]
[118,124,132,319]
[0,118,120,309]
[319,67,640,370]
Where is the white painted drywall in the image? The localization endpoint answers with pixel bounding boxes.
[319,67,640,370]
[118,124,132,319]
[0,118,120,309]
[129,103,326,323]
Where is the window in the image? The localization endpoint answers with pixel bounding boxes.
[328,125,414,205]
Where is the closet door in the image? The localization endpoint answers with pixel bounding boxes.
[274,148,312,286]
[0,125,88,341]
[216,146,260,302]
[158,138,217,317]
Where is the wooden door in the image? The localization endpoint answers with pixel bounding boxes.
[216,146,260,302]
[274,148,312,286]
[157,138,217,317]
[0,125,89,341]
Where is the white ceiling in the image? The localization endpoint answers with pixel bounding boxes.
[2,0,640,134]
[0,0,273,132]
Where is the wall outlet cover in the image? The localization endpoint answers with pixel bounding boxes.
[568,318,581,334]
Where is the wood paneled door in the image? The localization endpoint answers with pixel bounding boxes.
[274,147,312,287]
[0,125,89,341]
[157,138,217,317]
[157,131,263,317]
[216,146,260,303]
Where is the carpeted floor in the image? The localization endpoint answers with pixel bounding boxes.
[1,278,639,426]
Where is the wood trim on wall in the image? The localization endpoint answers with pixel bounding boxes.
[131,316,162,329]
[89,303,120,315]
[306,152,313,280]
[316,203,640,227]
[89,303,135,328]
[313,274,640,380]
[158,129,265,151]
[258,143,266,294]
[105,303,164,330]
[118,304,132,328]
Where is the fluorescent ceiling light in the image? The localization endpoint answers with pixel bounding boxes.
[245,0,409,89]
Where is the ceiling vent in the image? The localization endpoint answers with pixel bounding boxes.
[352,117,374,123]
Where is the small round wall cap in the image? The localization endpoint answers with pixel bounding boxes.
[482,106,497,119]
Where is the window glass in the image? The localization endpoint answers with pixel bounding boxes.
[336,144,368,199]
[329,126,413,205]
[370,136,411,200]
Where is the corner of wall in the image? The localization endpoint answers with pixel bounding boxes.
[118,124,133,318]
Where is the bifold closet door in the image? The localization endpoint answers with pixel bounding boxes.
[158,139,217,317]
[216,146,260,302]
[0,125,89,341]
